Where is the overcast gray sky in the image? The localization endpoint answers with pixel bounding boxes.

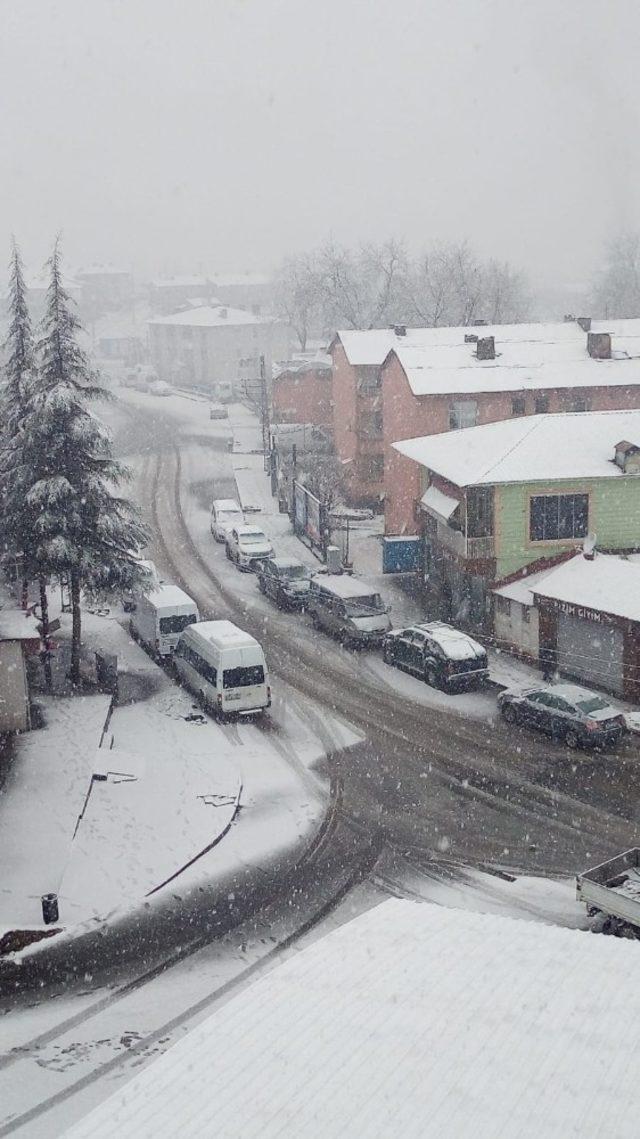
[2,0,638,283]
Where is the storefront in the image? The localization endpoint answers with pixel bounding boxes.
[532,555,640,702]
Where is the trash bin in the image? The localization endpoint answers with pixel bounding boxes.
[42,893,59,925]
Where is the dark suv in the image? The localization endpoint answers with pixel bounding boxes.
[498,683,626,749]
[256,557,312,610]
[382,621,489,690]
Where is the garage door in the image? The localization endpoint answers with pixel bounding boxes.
[557,614,624,696]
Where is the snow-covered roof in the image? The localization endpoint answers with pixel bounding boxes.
[148,305,276,328]
[335,318,640,395]
[531,553,640,623]
[311,573,382,599]
[64,898,640,1139]
[212,499,243,513]
[394,410,640,487]
[150,276,211,289]
[77,264,130,277]
[420,484,460,520]
[146,584,197,612]
[188,620,257,648]
[211,272,271,287]
[416,621,485,660]
[493,566,554,606]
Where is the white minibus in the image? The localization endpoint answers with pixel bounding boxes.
[129,584,199,657]
[174,620,270,716]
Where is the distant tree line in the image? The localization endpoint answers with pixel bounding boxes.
[274,238,531,349]
[0,239,148,688]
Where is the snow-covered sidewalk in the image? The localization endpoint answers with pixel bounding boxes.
[0,695,112,930]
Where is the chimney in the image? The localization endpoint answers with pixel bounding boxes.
[394,324,407,337]
[577,316,592,332]
[219,307,228,319]
[614,440,640,473]
[476,336,495,361]
[587,331,611,359]
[563,314,575,322]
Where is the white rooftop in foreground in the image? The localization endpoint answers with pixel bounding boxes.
[394,409,640,486]
[65,898,640,1139]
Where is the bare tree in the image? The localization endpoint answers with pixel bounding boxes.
[274,253,324,351]
[318,238,407,331]
[593,231,640,318]
[404,243,459,326]
[482,259,529,324]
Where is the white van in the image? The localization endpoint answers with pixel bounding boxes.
[307,574,391,647]
[129,584,199,657]
[174,620,270,716]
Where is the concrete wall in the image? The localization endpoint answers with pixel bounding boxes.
[494,478,640,579]
[494,597,540,659]
[0,641,29,732]
[382,348,640,535]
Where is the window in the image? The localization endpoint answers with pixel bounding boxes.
[364,455,384,481]
[449,400,477,430]
[175,642,217,685]
[529,493,588,541]
[159,613,197,635]
[534,395,549,414]
[511,396,526,417]
[357,366,382,393]
[569,396,591,413]
[223,665,265,689]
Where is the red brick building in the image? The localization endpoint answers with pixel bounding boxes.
[272,359,332,427]
[329,328,408,508]
[383,319,640,536]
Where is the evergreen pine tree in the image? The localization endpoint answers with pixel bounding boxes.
[23,238,148,685]
[0,240,51,680]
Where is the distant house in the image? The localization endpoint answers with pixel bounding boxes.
[76,266,133,314]
[393,410,640,633]
[148,276,218,315]
[147,305,291,393]
[328,318,640,520]
[272,357,333,428]
[0,605,40,733]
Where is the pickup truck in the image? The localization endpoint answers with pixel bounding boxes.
[576,848,640,937]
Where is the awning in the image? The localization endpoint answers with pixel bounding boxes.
[420,485,461,522]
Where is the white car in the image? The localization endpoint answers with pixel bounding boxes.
[211,498,245,542]
[148,379,172,396]
[225,525,273,570]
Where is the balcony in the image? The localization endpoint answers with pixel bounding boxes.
[436,520,494,560]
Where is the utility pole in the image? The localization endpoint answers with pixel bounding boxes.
[260,354,271,472]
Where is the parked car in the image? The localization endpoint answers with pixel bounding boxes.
[498,683,627,749]
[209,403,229,420]
[383,621,489,690]
[211,498,245,542]
[225,525,273,570]
[257,557,313,609]
[148,379,172,396]
[307,574,391,647]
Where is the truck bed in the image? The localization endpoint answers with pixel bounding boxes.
[577,848,640,929]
